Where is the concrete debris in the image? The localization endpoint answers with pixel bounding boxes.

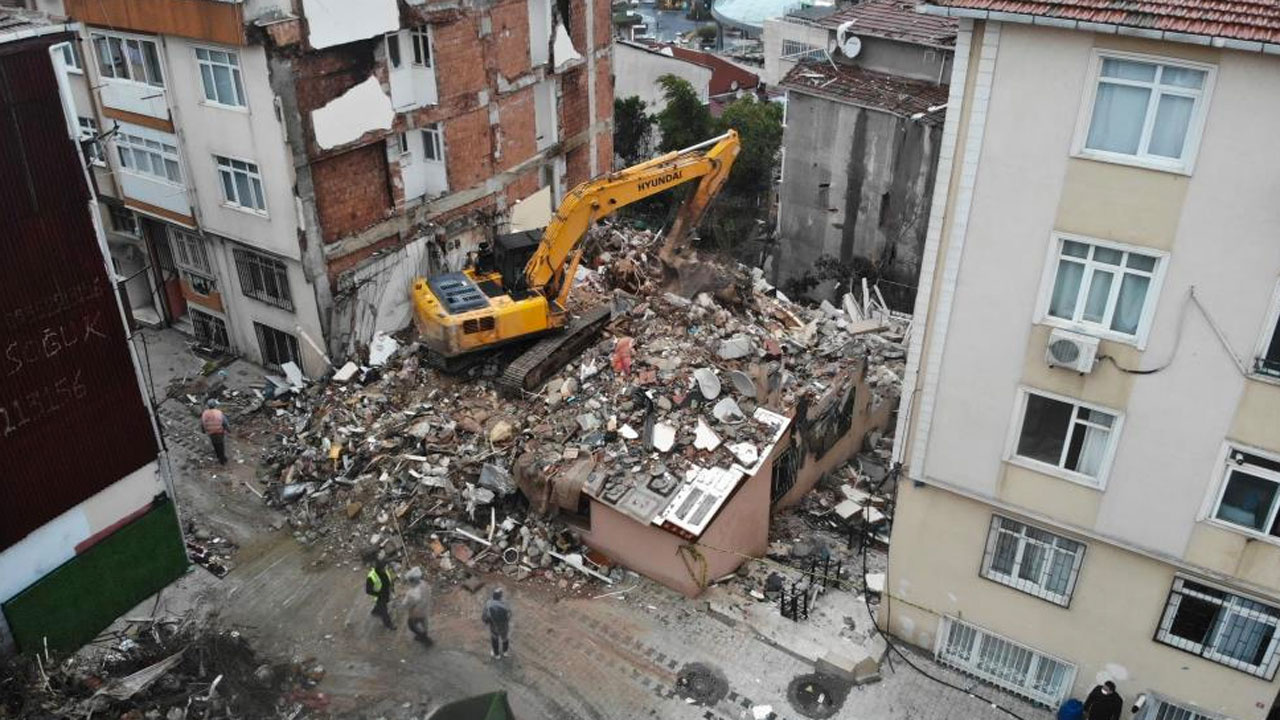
[238,222,906,598]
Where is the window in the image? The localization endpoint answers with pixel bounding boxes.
[116,132,182,183]
[396,132,411,157]
[91,32,164,87]
[410,27,431,67]
[216,156,266,213]
[78,117,104,166]
[1212,448,1280,539]
[386,32,402,68]
[233,248,292,310]
[1011,390,1120,486]
[1155,577,1280,679]
[1080,53,1211,171]
[936,617,1075,707]
[981,516,1085,606]
[169,229,212,274]
[1137,695,1223,720]
[422,124,443,162]
[196,48,246,108]
[108,205,139,236]
[780,39,823,60]
[1043,236,1162,341]
[57,41,83,72]
[1255,283,1280,378]
[253,322,300,370]
[191,309,230,353]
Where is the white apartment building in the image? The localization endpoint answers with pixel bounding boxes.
[886,2,1280,719]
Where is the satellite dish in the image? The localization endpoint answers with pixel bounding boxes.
[836,19,862,58]
[841,34,862,58]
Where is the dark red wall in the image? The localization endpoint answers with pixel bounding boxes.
[0,34,159,551]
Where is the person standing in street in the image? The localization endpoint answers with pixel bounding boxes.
[200,399,230,465]
[366,559,395,630]
[1082,681,1123,720]
[481,587,511,659]
[404,566,432,644]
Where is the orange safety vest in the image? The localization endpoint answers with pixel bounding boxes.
[201,408,226,435]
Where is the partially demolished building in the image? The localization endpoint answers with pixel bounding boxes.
[251,228,902,598]
[33,0,613,376]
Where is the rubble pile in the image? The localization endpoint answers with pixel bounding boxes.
[244,224,907,592]
[0,623,328,719]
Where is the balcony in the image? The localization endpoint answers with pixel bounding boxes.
[66,0,245,46]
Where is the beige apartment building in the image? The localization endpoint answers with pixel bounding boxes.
[886,1,1280,719]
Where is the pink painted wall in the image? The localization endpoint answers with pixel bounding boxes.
[582,462,773,597]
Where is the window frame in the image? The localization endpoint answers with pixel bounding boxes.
[1071,49,1216,175]
[252,321,300,371]
[409,27,432,67]
[233,247,293,311]
[1034,232,1168,349]
[194,46,247,110]
[1154,576,1280,679]
[1135,694,1224,720]
[114,131,183,185]
[78,117,105,166]
[1251,279,1280,381]
[935,616,1077,707]
[214,154,268,215]
[1004,386,1124,490]
[421,123,444,163]
[56,40,83,73]
[190,307,230,353]
[979,515,1086,607]
[108,205,139,236]
[1205,442,1280,545]
[90,31,165,88]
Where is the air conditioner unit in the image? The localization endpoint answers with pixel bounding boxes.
[1045,328,1099,373]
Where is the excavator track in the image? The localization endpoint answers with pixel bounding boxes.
[497,304,613,396]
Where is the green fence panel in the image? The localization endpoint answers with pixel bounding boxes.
[2,496,188,653]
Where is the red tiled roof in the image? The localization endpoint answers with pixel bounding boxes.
[779,61,950,121]
[663,46,762,95]
[816,0,959,47]
[925,0,1280,44]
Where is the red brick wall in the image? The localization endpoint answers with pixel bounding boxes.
[566,144,590,188]
[560,68,587,140]
[312,143,393,243]
[594,53,612,125]
[433,17,487,101]
[490,0,532,80]
[497,87,537,171]
[505,168,541,206]
[291,43,380,157]
[444,108,494,191]
[595,130,613,174]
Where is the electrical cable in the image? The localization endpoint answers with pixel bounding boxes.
[1099,286,1248,377]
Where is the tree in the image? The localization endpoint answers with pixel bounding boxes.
[715,94,783,199]
[613,96,654,167]
[655,74,712,152]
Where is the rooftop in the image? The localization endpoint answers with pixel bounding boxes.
[780,60,951,121]
[922,0,1280,46]
[629,39,762,96]
[816,0,959,47]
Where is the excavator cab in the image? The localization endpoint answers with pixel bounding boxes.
[411,130,740,393]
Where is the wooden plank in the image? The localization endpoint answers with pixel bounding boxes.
[67,0,246,46]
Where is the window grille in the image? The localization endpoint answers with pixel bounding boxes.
[936,617,1076,707]
[980,515,1085,606]
[253,322,300,370]
[1155,577,1280,679]
[233,248,292,310]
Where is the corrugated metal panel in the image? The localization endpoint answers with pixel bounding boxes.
[0,36,159,551]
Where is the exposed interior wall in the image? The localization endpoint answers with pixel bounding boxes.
[887,481,1280,720]
[776,92,941,309]
[855,37,951,82]
[613,42,712,114]
[583,465,772,597]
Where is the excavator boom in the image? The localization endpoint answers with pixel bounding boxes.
[410,131,740,392]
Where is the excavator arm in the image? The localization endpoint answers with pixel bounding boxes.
[523,130,740,305]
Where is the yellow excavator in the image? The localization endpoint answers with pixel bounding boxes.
[410,130,740,393]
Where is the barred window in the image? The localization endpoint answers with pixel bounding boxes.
[169,229,212,274]
[1155,577,1280,679]
[1137,695,1222,720]
[253,322,299,370]
[233,248,292,310]
[936,617,1075,707]
[191,309,229,353]
[981,516,1085,606]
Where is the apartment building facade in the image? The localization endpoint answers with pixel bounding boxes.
[886,2,1280,719]
[1,12,187,655]
[34,0,612,375]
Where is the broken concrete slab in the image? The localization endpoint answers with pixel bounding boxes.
[332,361,359,383]
[693,367,721,400]
[694,418,721,451]
[727,370,756,398]
[717,335,755,360]
[652,422,676,452]
[712,397,745,423]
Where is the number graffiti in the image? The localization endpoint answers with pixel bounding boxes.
[0,370,87,439]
